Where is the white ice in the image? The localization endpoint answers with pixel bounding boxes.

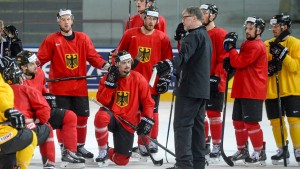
[29,101,299,168]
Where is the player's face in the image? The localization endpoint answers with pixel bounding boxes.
[135,0,147,13]
[200,9,210,25]
[21,62,37,79]
[58,15,73,33]
[245,23,257,40]
[118,59,132,77]
[143,16,158,31]
[271,24,284,38]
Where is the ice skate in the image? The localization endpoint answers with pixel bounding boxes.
[43,160,56,169]
[294,148,300,166]
[205,136,211,165]
[209,144,221,164]
[95,149,109,167]
[76,144,94,163]
[149,139,158,153]
[228,143,250,165]
[245,142,267,167]
[271,148,290,165]
[131,144,148,162]
[60,149,85,169]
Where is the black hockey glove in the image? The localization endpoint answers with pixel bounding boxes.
[104,65,119,88]
[137,116,155,135]
[210,75,221,97]
[156,74,171,94]
[154,59,173,77]
[0,56,15,72]
[268,59,282,76]
[174,23,187,41]
[223,32,238,52]
[223,57,235,74]
[269,42,288,61]
[4,109,26,129]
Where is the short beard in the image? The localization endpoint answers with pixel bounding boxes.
[60,27,71,34]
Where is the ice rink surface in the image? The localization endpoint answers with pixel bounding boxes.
[29,101,299,168]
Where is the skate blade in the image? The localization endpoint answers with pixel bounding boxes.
[245,161,266,167]
[209,157,221,164]
[131,152,148,162]
[97,161,109,168]
[272,159,290,165]
[60,162,85,169]
[233,160,246,166]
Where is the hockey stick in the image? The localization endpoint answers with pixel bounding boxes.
[47,75,102,82]
[91,98,165,166]
[128,0,131,29]
[0,121,11,125]
[165,92,175,163]
[220,73,234,167]
[272,29,290,167]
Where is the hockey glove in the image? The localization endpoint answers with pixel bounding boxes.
[223,57,235,74]
[4,109,26,129]
[269,42,288,61]
[104,65,119,88]
[154,59,173,77]
[174,23,187,41]
[137,116,155,135]
[210,75,221,97]
[268,59,282,76]
[108,49,116,65]
[156,74,171,94]
[223,32,238,52]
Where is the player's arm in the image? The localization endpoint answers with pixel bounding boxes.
[85,34,108,70]
[27,87,51,124]
[138,75,155,119]
[96,75,116,108]
[0,75,14,115]
[37,36,54,66]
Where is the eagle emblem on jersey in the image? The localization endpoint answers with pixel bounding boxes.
[116,91,129,107]
[65,54,79,70]
[137,47,151,63]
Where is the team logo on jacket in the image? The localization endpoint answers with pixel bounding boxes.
[137,47,151,63]
[116,91,129,107]
[65,54,79,70]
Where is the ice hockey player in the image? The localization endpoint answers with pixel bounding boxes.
[200,3,229,163]
[16,50,86,168]
[37,8,110,162]
[264,14,300,166]
[125,0,167,33]
[223,16,268,166]
[0,58,37,169]
[94,50,155,167]
[116,5,173,156]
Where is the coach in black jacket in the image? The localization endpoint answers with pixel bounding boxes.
[154,6,212,169]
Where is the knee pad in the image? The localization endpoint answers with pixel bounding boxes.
[207,110,221,118]
[108,148,130,166]
[77,116,88,126]
[244,122,260,132]
[233,120,245,130]
[63,110,77,125]
[287,117,300,125]
[94,111,111,128]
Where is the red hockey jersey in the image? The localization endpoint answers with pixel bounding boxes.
[96,71,154,133]
[229,39,268,100]
[116,27,173,95]
[37,32,106,96]
[125,14,167,33]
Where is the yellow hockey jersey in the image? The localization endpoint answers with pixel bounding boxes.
[265,35,300,99]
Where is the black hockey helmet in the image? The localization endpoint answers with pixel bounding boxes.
[115,50,132,63]
[200,4,218,15]
[56,8,74,22]
[16,50,39,66]
[244,16,265,34]
[2,62,23,85]
[44,93,57,108]
[144,5,159,18]
[4,25,18,38]
[270,14,291,28]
